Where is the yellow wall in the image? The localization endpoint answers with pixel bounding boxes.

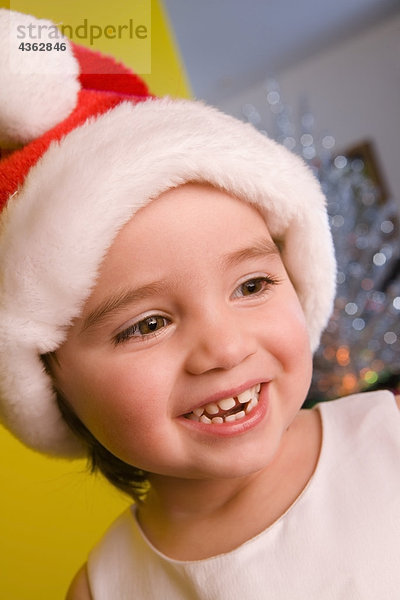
[0,1,190,598]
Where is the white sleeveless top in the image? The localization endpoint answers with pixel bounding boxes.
[88,391,400,599]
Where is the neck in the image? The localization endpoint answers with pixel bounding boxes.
[136,470,267,560]
[155,471,256,510]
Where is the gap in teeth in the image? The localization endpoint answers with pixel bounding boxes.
[187,385,260,423]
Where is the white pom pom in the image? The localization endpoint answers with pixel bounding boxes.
[0,9,80,147]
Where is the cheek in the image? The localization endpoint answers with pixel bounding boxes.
[58,352,173,447]
[261,294,313,379]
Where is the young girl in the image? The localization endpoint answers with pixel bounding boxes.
[1,10,399,599]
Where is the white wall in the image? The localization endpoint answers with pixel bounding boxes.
[218,14,400,205]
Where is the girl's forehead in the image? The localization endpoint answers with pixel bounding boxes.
[85,184,278,302]
[125,182,272,244]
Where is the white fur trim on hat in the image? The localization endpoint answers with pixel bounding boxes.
[0,9,80,147]
[0,98,336,456]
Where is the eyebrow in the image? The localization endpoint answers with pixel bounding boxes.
[220,237,281,269]
[80,281,168,334]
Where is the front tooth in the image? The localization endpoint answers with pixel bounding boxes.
[255,383,261,393]
[224,414,236,423]
[205,403,219,415]
[193,407,205,417]
[212,417,224,424]
[200,415,212,424]
[218,397,236,410]
[235,410,245,421]
[237,388,253,404]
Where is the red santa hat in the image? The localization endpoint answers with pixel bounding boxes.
[0,9,336,457]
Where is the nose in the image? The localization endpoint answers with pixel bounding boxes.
[183,307,257,375]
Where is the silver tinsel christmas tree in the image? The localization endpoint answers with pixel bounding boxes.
[243,80,400,403]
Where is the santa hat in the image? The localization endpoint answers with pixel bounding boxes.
[0,9,336,457]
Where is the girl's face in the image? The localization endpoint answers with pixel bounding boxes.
[54,184,312,481]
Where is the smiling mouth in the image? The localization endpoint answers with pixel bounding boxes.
[184,384,261,424]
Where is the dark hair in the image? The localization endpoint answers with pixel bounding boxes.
[56,391,150,502]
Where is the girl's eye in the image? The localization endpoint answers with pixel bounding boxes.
[233,276,279,298]
[138,316,167,335]
[114,315,170,345]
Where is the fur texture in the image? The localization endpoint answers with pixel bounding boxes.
[0,9,80,147]
[0,97,336,456]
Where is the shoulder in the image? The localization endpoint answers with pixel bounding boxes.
[65,564,93,600]
[318,390,400,416]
